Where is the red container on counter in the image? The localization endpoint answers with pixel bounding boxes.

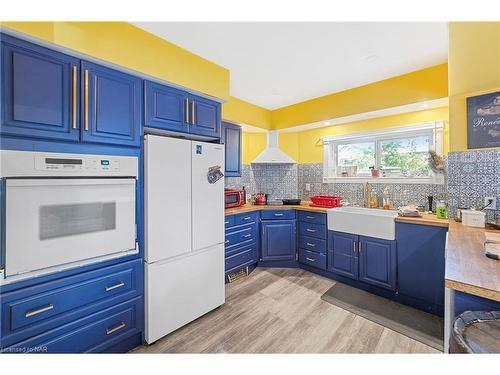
[310,195,342,208]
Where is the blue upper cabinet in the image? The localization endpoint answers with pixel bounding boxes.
[1,34,80,142]
[144,81,189,132]
[221,121,242,177]
[189,94,220,138]
[261,220,296,261]
[81,61,142,147]
[328,231,359,280]
[358,236,397,291]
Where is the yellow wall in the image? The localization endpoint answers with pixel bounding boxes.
[271,64,448,130]
[448,22,500,151]
[222,97,272,130]
[1,22,230,100]
[241,132,267,164]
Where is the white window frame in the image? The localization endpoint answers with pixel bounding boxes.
[323,121,445,184]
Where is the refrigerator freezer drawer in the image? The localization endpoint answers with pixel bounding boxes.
[144,244,225,343]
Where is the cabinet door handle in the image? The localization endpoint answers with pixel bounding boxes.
[185,98,190,124]
[84,69,89,131]
[274,213,284,217]
[242,216,252,221]
[106,322,126,335]
[242,234,251,238]
[306,229,316,233]
[306,242,316,247]
[191,100,195,125]
[353,242,356,253]
[306,216,315,219]
[359,241,362,253]
[72,66,77,129]
[25,304,54,318]
[105,281,125,292]
[306,257,316,262]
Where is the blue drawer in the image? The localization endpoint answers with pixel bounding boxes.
[225,225,257,249]
[3,296,143,353]
[298,211,326,225]
[224,215,235,228]
[233,211,259,226]
[225,245,256,272]
[299,236,327,253]
[299,222,326,239]
[261,210,295,220]
[1,259,142,347]
[299,249,327,270]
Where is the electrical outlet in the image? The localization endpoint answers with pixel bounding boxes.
[484,197,497,210]
[305,183,311,192]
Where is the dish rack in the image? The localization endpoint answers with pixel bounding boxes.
[310,195,342,208]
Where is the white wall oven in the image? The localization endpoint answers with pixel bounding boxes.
[0,150,138,284]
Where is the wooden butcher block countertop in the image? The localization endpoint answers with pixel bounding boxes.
[445,220,500,302]
[224,202,330,215]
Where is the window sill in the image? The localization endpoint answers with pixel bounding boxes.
[322,176,444,185]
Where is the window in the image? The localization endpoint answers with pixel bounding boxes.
[323,121,444,183]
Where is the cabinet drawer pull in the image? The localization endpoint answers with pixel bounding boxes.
[242,234,251,238]
[84,69,89,131]
[306,228,316,233]
[105,281,125,292]
[306,216,315,219]
[25,304,54,318]
[72,66,77,129]
[274,213,284,217]
[225,240,230,244]
[306,242,316,247]
[242,216,252,221]
[225,221,229,225]
[185,98,190,124]
[306,257,316,262]
[106,322,126,335]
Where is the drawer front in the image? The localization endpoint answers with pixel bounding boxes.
[299,222,326,239]
[2,259,142,338]
[298,211,326,225]
[261,210,295,220]
[299,236,327,253]
[233,211,259,226]
[5,297,142,354]
[225,246,255,272]
[224,215,235,228]
[299,249,327,270]
[225,225,257,249]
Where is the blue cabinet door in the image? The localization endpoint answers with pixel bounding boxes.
[80,61,141,147]
[261,220,296,261]
[327,231,358,280]
[189,94,220,138]
[221,121,242,177]
[396,223,446,309]
[358,236,397,291]
[144,81,189,132]
[1,34,80,142]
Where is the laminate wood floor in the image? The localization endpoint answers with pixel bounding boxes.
[132,268,441,354]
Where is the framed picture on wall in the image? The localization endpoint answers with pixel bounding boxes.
[467,91,500,149]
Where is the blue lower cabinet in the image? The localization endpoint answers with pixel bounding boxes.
[299,235,326,253]
[396,222,447,311]
[261,220,296,261]
[299,249,326,270]
[3,296,143,353]
[225,244,257,273]
[327,231,359,280]
[0,259,143,352]
[358,236,397,291]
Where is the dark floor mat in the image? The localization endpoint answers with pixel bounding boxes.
[321,282,444,351]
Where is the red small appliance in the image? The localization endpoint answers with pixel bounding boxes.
[225,188,246,208]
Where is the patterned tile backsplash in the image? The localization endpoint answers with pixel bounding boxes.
[225,149,500,222]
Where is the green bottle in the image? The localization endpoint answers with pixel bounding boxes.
[436,200,447,219]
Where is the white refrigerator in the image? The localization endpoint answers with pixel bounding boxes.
[144,134,225,344]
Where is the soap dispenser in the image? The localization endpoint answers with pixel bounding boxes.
[369,189,378,208]
[383,187,391,210]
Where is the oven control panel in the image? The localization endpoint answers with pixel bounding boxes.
[35,156,120,171]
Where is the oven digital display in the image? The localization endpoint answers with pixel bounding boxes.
[45,158,83,165]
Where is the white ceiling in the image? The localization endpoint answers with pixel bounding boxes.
[132,22,448,110]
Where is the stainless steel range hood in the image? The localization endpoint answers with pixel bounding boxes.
[251,130,297,164]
